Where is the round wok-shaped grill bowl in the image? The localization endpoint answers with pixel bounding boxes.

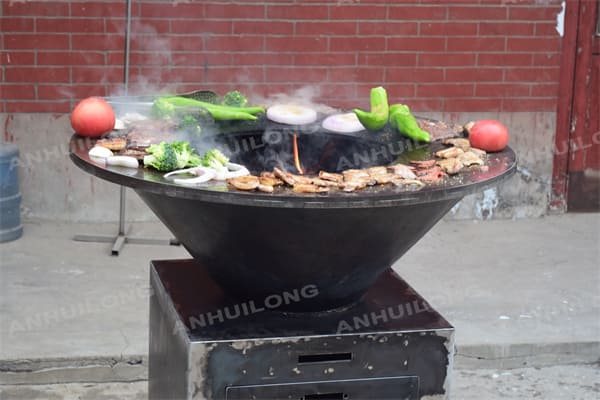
[70,124,516,312]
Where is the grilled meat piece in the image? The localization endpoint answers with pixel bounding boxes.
[373,173,397,185]
[257,184,274,193]
[259,176,283,187]
[311,178,341,187]
[227,175,260,191]
[435,147,465,159]
[273,167,297,186]
[468,147,487,158]
[318,171,344,184]
[126,119,177,148]
[119,148,147,160]
[388,163,417,179]
[343,169,376,186]
[293,184,329,193]
[458,151,485,167]
[342,180,368,192]
[392,178,425,189]
[417,118,464,141]
[410,159,437,169]
[443,137,471,152]
[415,166,445,182]
[96,137,127,151]
[366,166,388,176]
[437,158,463,175]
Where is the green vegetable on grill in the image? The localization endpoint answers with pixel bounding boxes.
[222,90,248,108]
[151,96,264,121]
[353,86,389,131]
[143,141,202,172]
[389,104,431,143]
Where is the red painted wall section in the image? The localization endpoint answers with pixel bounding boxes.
[1,0,564,113]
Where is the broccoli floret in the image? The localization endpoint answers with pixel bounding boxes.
[178,115,202,136]
[143,141,202,172]
[222,91,248,108]
[201,149,229,172]
[151,97,177,119]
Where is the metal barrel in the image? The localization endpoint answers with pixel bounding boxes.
[0,142,23,242]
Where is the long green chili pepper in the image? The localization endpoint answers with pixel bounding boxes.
[353,86,389,131]
[152,96,264,121]
[389,103,431,143]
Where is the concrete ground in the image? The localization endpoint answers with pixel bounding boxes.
[0,214,599,395]
[1,365,599,400]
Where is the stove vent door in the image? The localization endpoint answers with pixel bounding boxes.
[225,375,419,399]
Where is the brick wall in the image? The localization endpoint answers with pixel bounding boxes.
[1,0,564,113]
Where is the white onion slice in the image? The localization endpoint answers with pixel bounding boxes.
[322,113,365,133]
[165,166,217,186]
[213,162,250,180]
[113,119,126,130]
[266,104,317,125]
[105,156,139,168]
[88,146,113,158]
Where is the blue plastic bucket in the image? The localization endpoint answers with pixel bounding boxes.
[0,142,23,242]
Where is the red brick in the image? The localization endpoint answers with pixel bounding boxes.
[38,51,105,66]
[206,35,264,52]
[317,84,357,100]
[129,52,172,66]
[505,67,560,82]
[530,83,559,97]
[141,2,204,19]
[358,22,418,36]
[3,1,69,16]
[417,83,474,97]
[137,67,206,83]
[533,53,561,67]
[174,20,232,35]
[72,66,124,84]
[267,36,327,52]
[172,52,232,66]
[129,18,171,34]
[387,37,446,52]
[295,52,356,66]
[330,36,386,52]
[297,22,356,36]
[445,98,502,112]
[386,67,445,83]
[501,98,557,112]
[235,21,291,35]
[420,22,478,36]
[207,3,265,19]
[1,51,35,65]
[447,37,505,52]
[0,84,36,99]
[445,68,503,82]
[132,35,202,52]
[479,22,534,36]
[507,37,561,52]
[406,99,444,112]
[38,84,109,100]
[448,6,507,20]
[1,17,35,32]
[265,67,328,83]
[419,53,476,67]
[72,34,124,51]
[105,18,127,34]
[267,5,327,20]
[5,101,71,113]
[233,52,293,66]
[4,34,70,50]
[71,1,126,17]
[330,5,387,20]
[36,18,105,33]
[329,67,384,83]
[478,53,532,66]
[5,67,69,83]
[388,6,447,21]
[508,6,562,21]
[475,83,530,97]
[535,22,560,37]
[204,67,264,83]
[358,52,416,67]
[107,51,125,66]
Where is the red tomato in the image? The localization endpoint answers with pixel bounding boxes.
[70,97,115,138]
[468,119,509,152]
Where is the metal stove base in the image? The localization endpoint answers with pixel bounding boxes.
[149,259,454,400]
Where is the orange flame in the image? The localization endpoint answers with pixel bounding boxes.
[292,133,304,175]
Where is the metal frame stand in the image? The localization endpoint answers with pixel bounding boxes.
[73,187,180,256]
[73,0,179,256]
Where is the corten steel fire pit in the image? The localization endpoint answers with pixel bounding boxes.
[70,120,516,312]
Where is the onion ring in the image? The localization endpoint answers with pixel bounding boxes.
[213,162,250,180]
[164,166,217,186]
